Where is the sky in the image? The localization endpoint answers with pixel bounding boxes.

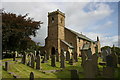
[2,1,119,47]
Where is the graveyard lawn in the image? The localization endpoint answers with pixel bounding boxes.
[1,57,120,79]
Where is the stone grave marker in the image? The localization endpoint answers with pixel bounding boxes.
[41,51,48,63]
[74,52,78,62]
[5,62,9,71]
[56,49,60,62]
[71,69,79,80]
[106,55,113,67]
[60,49,65,68]
[83,59,95,78]
[51,55,56,67]
[66,51,70,61]
[30,72,34,80]
[21,52,26,64]
[81,50,87,67]
[13,52,16,61]
[101,50,108,62]
[103,66,115,78]
[92,53,98,75]
[86,49,92,59]
[31,54,35,68]
[36,54,41,70]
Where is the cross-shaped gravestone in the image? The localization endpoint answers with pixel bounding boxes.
[51,55,56,67]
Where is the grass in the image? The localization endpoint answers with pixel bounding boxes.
[1,57,120,79]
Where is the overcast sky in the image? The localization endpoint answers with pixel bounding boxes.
[2,2,119,47]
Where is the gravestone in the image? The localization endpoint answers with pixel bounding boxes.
[106,55,113,67]
[13,53,16,61]
[71,69,79,80]
[111,46,118,68]
[36,54,41,70]
[27,54,31,66]
[87,49,92,59]
[5,62,9,71]
[60,49,65,68]
[69,53,75,65]
[30,72,34,80]
[22,52,26,64]
[31,54,35,68]
[74,52,78,62]
[101,50,108,62]
[92,54,98,75]
[41,50,48,63]
[51,55,56,67]
[83,59,95,78]
[81,50,87,67]
[103,66,115,78]
[66,51,70,61]
[56,49,60,62]
[106,47,111,55]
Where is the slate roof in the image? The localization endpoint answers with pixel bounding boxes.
[65,28,95,42]
[61,40,74,49]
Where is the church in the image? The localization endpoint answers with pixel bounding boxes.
[42,9,101,61]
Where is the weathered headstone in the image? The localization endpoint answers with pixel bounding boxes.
[69,53,75,65]
[51,55,56,67]
[66,51,70,61]
[106,47,111,55]
[36,54,41,70]
[103,66,115,78]
[71,69,79,80]
[13,53,16,61]
[92,54,98,75]
[87,49,92,59]
[31,54,35,68]
[41,51,48,63]
[83,59,95,78]
[30,72,34,80]
[106,55,113,67]
[81,50,87,67]
[21,52,26,64]
[101,50,108,62]
[60,49,65,68]
[56,49,60,62]
[5,62,9,71]
[74,52,78,62]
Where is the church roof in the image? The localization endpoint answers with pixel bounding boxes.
[65,28,95,42]
[61,40,74,49]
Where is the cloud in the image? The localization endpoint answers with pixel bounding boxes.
[83,32,118,47]
[2,2,117,47]
[92,21,113,30]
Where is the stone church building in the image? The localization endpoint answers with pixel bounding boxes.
[42,9,101,60]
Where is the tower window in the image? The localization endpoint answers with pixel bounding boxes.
[52,17,54,23]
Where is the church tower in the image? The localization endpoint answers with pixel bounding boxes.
[45,9,65,56]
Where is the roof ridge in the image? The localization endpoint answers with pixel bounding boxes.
[65,27,94,42]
